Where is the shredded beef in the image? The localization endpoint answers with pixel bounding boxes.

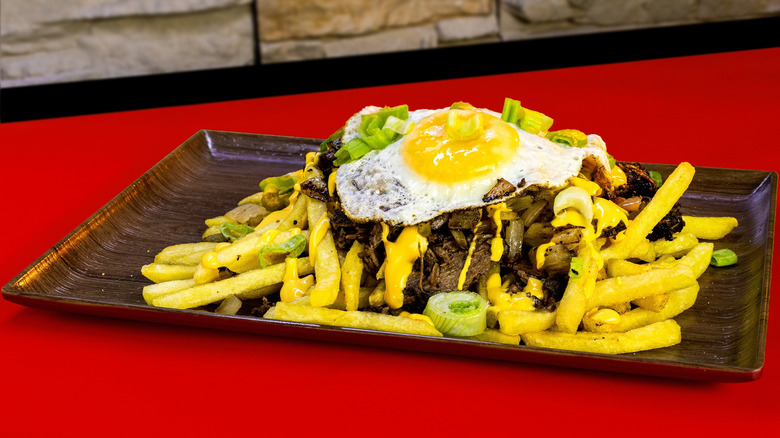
[299,177,333,202]
[483,178,516,203]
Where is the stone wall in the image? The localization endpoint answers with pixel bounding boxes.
[2,0,779,88]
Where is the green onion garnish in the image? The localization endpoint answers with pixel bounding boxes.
[259,174,298,194]
[320,126,345,151]
[546,129,588,148]
[606,153,617,168]
[220,222,256,243]
[446,109,484,141]
[501,97,524,123]
[711,248,738,267]
[258,234,308,268]
[333,138,372,166]
[569,256,584,279]
[450,102,476,111]
[423,291,488,337]
[648,170,664,187]
[518,108,554,135]
[357,105,410,152]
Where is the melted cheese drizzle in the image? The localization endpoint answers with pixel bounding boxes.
[486,203,511,262]
[280,257,315,302]
[382,224,428,309]
[457,221,482,290]
[486,274,544,312]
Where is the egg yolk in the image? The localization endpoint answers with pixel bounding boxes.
[401,109,520,184]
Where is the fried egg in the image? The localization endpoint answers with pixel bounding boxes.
[335,105,611,225]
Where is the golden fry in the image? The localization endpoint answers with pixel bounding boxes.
[142,279,196,305]
[341,241,364,311]
[154,242,218,266]
[681,216,738,240]
[522,319,682,354]
[266,302,443,337]
[589,263,696,308]
[152,257,313,309]
[653,232,698,257]
[499,309,557,336]
[582,283,699,333]
[141,263,197,283]
[601,162,695,260]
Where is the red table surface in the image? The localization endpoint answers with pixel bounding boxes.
[1,48,779,436]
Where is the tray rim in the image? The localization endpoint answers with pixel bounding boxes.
[3,129,776,382]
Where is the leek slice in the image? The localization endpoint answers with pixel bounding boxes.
[258,234,308,268]
[333,138,372,166]
[219,222,256,243]
[446,109,484,141]
[547,129,588,148]
[648,170,664,188]
[259,174,298,194]
[711,248,737,267]
[518,108,554,135]
[501,97,524,123]
[569,256,584,278]
[423,291,488,337]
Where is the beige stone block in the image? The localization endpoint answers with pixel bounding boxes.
[644,0,698,23]
[436,14,499,42]
[322,25,438,59]
[503,0,574,23]
[261,41,327,63]
[575,0,650,26]
[1,4,254,87]
[257,0,493,41]
[698,0,780,21]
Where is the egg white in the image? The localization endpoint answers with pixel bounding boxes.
[335,107,612,225]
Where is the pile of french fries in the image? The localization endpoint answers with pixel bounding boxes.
[141,160,738,355]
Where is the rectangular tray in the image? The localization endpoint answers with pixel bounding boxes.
[3,130,774,381]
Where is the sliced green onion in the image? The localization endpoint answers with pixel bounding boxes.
[423,291,488,337]
[606,153,617,169]
[259,174,298,194]
[711,248,737,267]
[356,105,409,150]
[383,115,415,135]
[220,222,256,243]
[518,108,554,135]
[569,256,584,279]
[446,109,484,141]
[320,125,345,151]
[333,138,372,166]
[258,234,308,268]
[501,97,525,123]
[450,101,476,111]
[648,170,664,187]
[546,129,588,148]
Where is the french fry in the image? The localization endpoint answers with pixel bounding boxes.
[653,232,698,257]
[631,294,669,312]
[341,241,364,311]
[582,283,699,333]
[601,162,695,260]
[141,263,197,283]
[152,257,313,309]
[193,263,220,284]
[499,309,557,336]
[142,279,196,304]
[465,328,521,345]
[627,238,656,262]
[522,319,682,354]
[154,242,218,266]
[555,245,598,333]
[309,230,341,307]
[277,194,309,231]
[589,263,696,308]
[266,302,443,337]
[681,216,738,240]
[676,242,714,278]
[368,280,386,307]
